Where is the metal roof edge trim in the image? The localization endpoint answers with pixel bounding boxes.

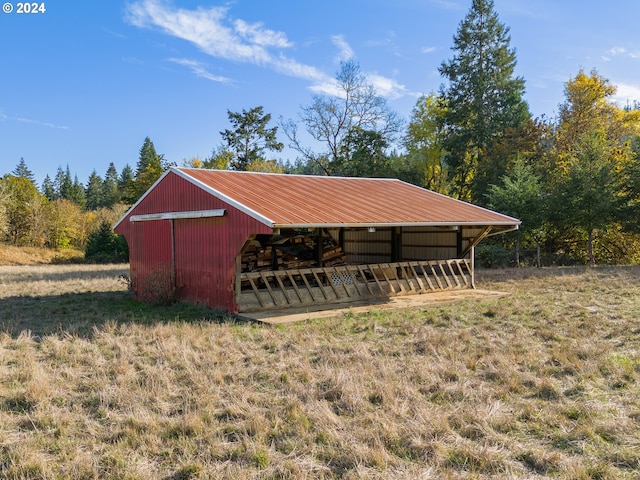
[179,168,403,182]
[272,221,522,229]
[112,168,175,231]
[173,168,275,227]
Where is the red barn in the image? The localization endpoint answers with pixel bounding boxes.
[114,168,519,313]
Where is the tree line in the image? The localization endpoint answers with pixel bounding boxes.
[0,136,169,253]
[2,0,640,266]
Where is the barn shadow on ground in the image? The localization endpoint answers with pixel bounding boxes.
[0,290,242,339]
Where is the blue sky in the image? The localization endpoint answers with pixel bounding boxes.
[1,0,639,186]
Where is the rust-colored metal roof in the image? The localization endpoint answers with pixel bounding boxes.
[171,168,519,229]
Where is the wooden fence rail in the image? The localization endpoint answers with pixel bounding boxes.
[238,259,473,312]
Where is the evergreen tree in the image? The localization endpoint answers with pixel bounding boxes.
[220,106,284,171]
[439,0,530,202]
[85,220,129,263]
[550,132,627,267]
[85,170,105,210]
[12,158,36,186]
[487,158,546,267]
[103,162,120,208]
[131,137,169,200]
[54,165,73,201]
[119,164,135,204]
[549,70,635,266]
[334,127,391,177]
[70,175,86,208]
[41,174,56,201]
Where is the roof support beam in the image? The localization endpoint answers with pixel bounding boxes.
[459,226,493,259]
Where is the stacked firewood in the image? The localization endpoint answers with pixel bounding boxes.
[240,240,283,272]
[240,233,346,272]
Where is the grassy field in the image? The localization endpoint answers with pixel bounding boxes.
[0,264,639,479]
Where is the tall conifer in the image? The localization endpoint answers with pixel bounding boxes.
[439,0,530,202]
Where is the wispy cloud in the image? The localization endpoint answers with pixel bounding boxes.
[1,113,69,129]
[430,0,462,10]
[421,46,437,54]
[125,0,325,81]
[125,0,412,100]
[168,58,234,84]
[331,34,354,62]
[233,19,292,48]
[17,117,69,129]
[606,46,640,59]
[103,27,127,40]
[367,73,412,100]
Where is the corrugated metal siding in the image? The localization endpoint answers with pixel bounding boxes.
[115,171,271,312]
[342,227,464,262]
[128,220,173,302]
[343,228,391,263]
[178,168,520,227]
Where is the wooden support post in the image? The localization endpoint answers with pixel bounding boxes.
[315,228,323,267]
[391,227,402,262]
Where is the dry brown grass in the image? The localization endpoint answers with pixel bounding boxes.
[1,265,639,479]
[0,244,84,265]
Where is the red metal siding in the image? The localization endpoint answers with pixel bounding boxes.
[128,220,173,302]
[115,171,271,312]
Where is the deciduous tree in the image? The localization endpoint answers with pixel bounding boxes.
[283,60,402,175]
[1,174,43,245]
[405,93,449,193]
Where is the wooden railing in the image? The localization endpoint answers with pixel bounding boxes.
[238,259,473,312]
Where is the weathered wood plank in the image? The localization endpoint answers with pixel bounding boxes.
[273,272,293,305]
[285,270,304,303]
[446,260,461,288]
[238,259,473,311]
[259,271,279,306]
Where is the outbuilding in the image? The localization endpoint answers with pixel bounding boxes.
[114,168,520,313]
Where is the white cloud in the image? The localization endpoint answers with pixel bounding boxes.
[331,34,354,62]
[126,0,322,79]
[421,46,437,54]
[234,19,292,48]
[126,0,412,101]
[168,58,234,84]
[368,73,418,99]
[609,46,626,55]
[612,82,640,106]
[606,46,640,59]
